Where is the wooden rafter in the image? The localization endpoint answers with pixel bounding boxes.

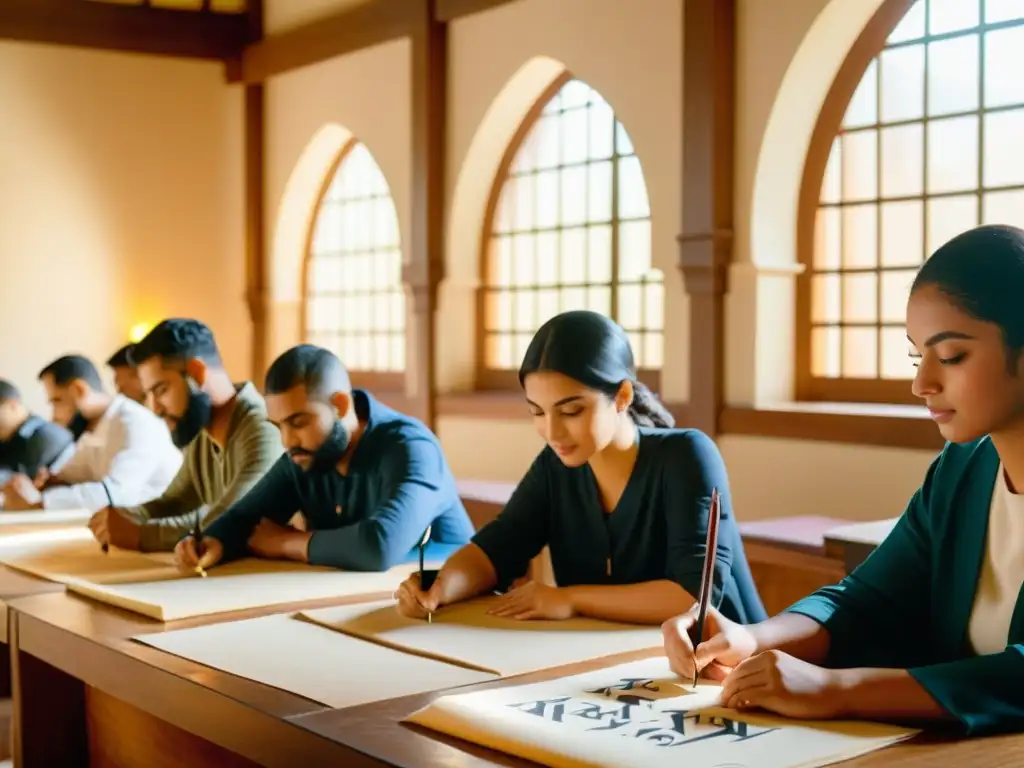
[0,0,249,61]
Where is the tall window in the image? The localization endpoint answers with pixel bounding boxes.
[479,77,663,390]
[305,141,405,387]
[802,0,1024,403]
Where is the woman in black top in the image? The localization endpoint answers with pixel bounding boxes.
[395,310,766,625]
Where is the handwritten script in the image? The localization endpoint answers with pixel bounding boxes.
[508,677,779,747]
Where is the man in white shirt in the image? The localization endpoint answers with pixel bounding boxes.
[1,355,182,512]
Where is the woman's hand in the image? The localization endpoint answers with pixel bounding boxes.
[662,603,758,682]
[721,650,845,719]
[394,572,444,619]
[173,536,223,572]
[486,581,575,620]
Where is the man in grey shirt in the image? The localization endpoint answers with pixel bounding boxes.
[88,319,283,552]
[0,379,74,486]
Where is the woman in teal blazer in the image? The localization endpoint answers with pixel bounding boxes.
[663,224,1024,736]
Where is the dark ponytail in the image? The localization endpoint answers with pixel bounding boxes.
[518,309,673,429]
[628,380,675,428]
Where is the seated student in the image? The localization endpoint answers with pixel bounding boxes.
[663,224,1024,736]
[88,319,283,552]
[1,355,182,512]
[395,310,767,626]
[173,344,475,571]
[0,379,74,486]
[106,343,146,404]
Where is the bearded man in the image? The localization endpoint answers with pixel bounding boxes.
[173,344,474,572]
[88,319,282,552]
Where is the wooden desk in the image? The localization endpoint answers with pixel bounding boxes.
[7,590,404,767]
[824,518,898,575]
[293,651,1024,767]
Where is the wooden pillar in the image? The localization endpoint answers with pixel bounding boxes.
[679,0,735,437]
[243,1,268,383]
[405,0,446,430]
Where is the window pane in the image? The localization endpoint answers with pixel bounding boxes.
[618,284,642,329]
[491,237,513,286]
[986,0,1024,23]
[983,26,1024,108]
[926,115,979,194]
[535,170,559,229]
[811,274,841,323]
[512,175,535,230]
[927,35,979,116]
[983,109,1024,188]
[880,200,924,267]
[842,273,878,323]
[619,220,652,280]
[536,289,559,326]
[982,190,1024,226]
[536,231,558,286]
[841,131,878,200]
[880,124,924,197]
[588,161,613,222]
[512,234,534,286]
[811,326,841,377]
[926,195,978,253]
[618,156,650,219]
[560,165,587,227]
[880,326,913,379]
[643,332,663,369]
[842,204,878,268]
[560,287,586,312]
[880,268,916,323]
[813,208,841,269]
[513,291,535,332]
[644,281,663,330]
[842,327,878,377]
[514,333,532,366]
[889,0,925,42]
[928,0,980,35]
[616,122,634,155]
[588,225,612,283]
[588,286,611,316]
[588,100,615,160]
[843,59,878,128]
[562,228,586,284]
[561,107,588,165]
[880,44,926,123]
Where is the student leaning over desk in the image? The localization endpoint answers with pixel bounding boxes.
[664,224,1024,737]
[395,309,768,627]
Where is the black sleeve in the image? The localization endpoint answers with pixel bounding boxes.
[24,423,75,477]
[471,451,551,589]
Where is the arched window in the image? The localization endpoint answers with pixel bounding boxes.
[798,0,1024,404]
[478,76,663,391]
[304,141,405,390]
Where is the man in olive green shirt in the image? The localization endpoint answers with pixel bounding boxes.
[88,319,282,552]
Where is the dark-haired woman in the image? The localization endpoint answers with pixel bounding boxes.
[664,224,1024,736]
[395,310,766,626]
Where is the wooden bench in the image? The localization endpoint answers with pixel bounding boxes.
[458,481,848,614]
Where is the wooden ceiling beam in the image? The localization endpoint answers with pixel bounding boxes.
[234,0,415,84]
[434,0,520,23]
[0,0,248,61]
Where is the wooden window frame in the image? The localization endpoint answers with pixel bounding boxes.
[474,72,663,396]
[796,0,925,407]
[301,138,406,395]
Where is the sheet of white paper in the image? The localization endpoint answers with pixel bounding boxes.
[133,614,495,707]
[64,559,440,621]
[406,657,919,768]
[299,595,664,675]
[0,509,93,526]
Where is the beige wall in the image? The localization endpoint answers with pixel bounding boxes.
[0,41,246,415]
[261,0,938,519]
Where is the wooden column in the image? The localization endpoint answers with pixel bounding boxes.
[405,0,446,430]
[243,1,268,382]
[678,0,735,437]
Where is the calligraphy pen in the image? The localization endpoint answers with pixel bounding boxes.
[191,509,208,578]
[100,479,113,554]
[688,487,721,688]
[418,524,435,623]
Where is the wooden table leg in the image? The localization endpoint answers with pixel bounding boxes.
[10,615,87,767]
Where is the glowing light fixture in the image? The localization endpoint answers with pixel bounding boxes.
[128,322,153,344]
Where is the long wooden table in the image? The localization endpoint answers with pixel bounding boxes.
[7,589,402,767]
[6,584,1022,768]
[824,518,898,575]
